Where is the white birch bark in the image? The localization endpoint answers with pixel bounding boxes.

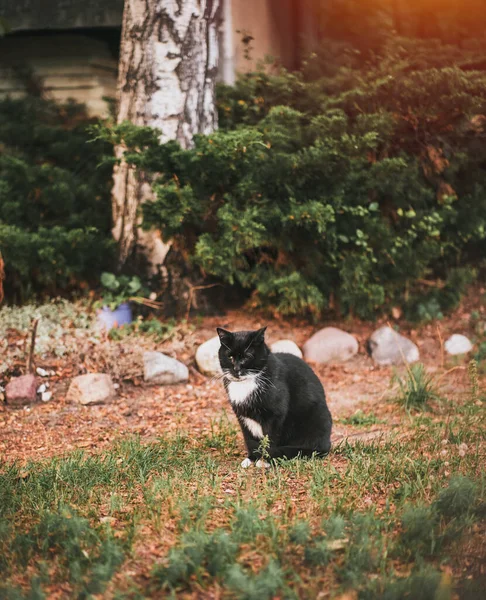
[112,0,222,271]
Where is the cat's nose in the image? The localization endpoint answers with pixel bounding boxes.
[234,366,241,376]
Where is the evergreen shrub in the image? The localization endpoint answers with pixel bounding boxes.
[0,97,114,301]
[106,37,486,318]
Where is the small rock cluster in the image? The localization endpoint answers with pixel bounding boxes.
[194,326,474,376]
[2,324,474,407]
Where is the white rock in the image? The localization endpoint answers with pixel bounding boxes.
[41,391,52,402]
[36,367,49,377]
[270,340,303,358]
[66,373,115,405]
[367,326,419,366]
[143,352,188,385]
[445,334,473,355]
[303,327,358,363]
[195,336,223,376]
[37,383,47,394]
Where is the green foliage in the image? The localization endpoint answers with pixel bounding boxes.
[0,97,114,302]
[288,521,311,545]
[225,560,283,600]
[152,529,238,588]
[107,316,177,342]
[1,507,124,597]
[340,410,383,427]
[339,512,383,586]
[405,268,478,322]
[322,515,346,540]
[232,507,267,542]
[399,504,437,558]
[394,364,441,411]
[96,272,147,310]
[361,566,448,600]
[435,476,478,518]
[103,35,486,317]
[304,540,332,566]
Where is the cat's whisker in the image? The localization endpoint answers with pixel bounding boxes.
[208,371,230,385]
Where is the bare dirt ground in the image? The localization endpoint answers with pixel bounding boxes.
[1,294,483,465]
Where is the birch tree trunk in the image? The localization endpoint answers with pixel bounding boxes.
[112,0,222,272]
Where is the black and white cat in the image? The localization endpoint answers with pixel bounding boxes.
[217,327,332,468]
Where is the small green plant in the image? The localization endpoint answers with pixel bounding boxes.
[97,272,149,311]
[225,560,283,600]
[107,316,176,341]
[232,507,266,542]
[435,476,478,519]
[304,540,331,566]
[415,297,444,322]
[288,521,311,545]
[205,531,238,577]
[256,435,271,463]
[202,416,238,451]
[152,529,238,588]
[339,512,383,586]
[341,410,383,427]
[362,566,446,600]
[322,514,346,540]
[398,504,437,558]
[467,359,480,401]
[394,364,440,411]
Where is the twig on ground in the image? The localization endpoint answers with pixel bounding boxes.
[437,323,444,370]
[26,319,39,374]
[0,251,4,305]
[185,283,222,321]
[436,365,466,384]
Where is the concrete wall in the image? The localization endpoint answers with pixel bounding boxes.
[221,0,296,80]
[0,34,117,117]
[231,0,295,72]
[0,0,300,116]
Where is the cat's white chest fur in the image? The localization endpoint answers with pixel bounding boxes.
[242,417,264,439]
[227,376,258,405]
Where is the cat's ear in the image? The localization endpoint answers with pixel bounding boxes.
[252,326,267,345]
[217,328,233,349]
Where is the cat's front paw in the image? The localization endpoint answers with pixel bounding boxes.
[241,457,253,468]
[255,459,271,469]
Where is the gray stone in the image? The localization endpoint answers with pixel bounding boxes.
[367,326,419,366]
[303,327,359,363]
[41,391,53,402]
[143,352,188,385]
[270,339,303,358]
[195,336,223,376]
[6,374,37,406]
[66,373,115,405]
[445,334,473,355]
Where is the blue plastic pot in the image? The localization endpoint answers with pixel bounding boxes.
[96,302,133,331]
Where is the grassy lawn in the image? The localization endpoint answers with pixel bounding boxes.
[0,370,484,599]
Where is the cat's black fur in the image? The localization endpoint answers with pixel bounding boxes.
[217,327,332,463]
